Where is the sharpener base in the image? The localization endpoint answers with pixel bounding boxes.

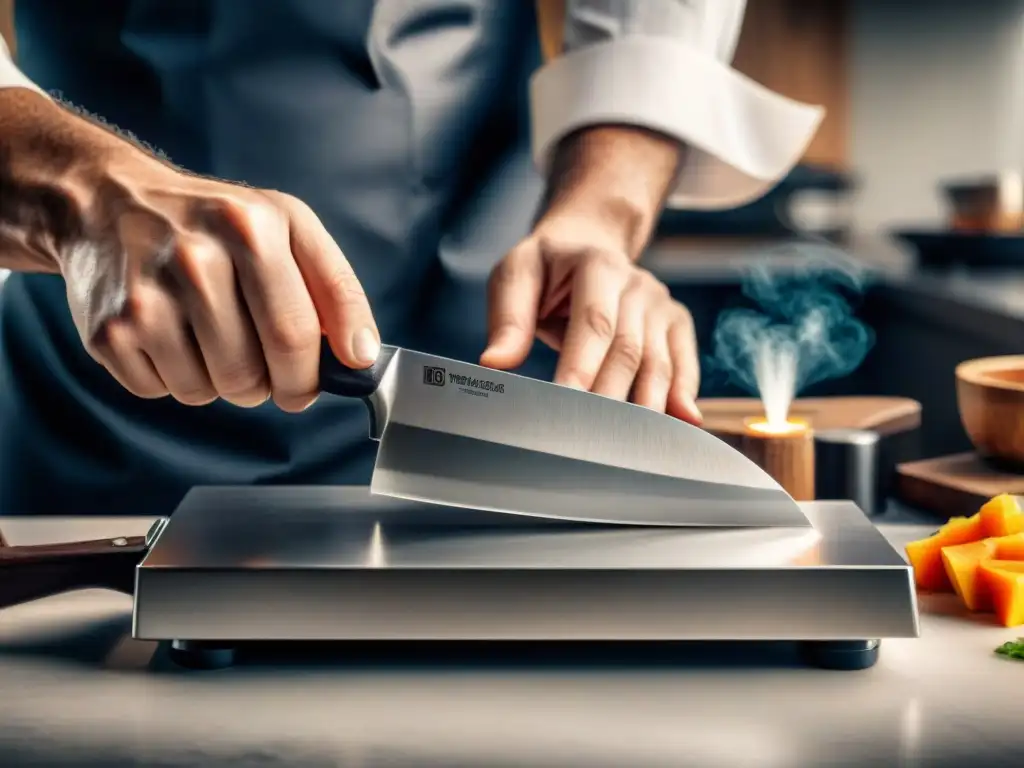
[135,487,918,671]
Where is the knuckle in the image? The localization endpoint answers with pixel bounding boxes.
[647,358,674,386]
[121,378,167,400]
[673,304,695,333]
[173,387,218,407]
[259,188,302,213]
[640,269,671,298]
[582,304,616,340]
[324,264,369,310]
[274,392,318,414]
[504,242,536,270]
[560,364,595,386]
[264,312,321,357]
[222,389,271,408]
[205,195,286,255]
[215,363,271,405]
[171,237,221,283]
[611,334,644,370]
[488,242,540,300]
[586,248,627,272]
[220,193,282,228]
[123,285,165,338]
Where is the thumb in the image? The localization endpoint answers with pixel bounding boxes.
[480,239,544,370]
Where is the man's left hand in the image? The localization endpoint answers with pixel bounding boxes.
[480,213,701,425]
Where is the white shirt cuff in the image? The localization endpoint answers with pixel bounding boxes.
[0,36,48,96]
[530,36,825,211]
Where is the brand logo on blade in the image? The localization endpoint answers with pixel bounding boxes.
[448,372,505,396]
[422,366,446,386]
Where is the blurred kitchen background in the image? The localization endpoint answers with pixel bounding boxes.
[651,0,1024,257]
[641,0,1024,465]
[3,0,1024,463]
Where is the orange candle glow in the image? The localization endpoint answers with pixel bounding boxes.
[743,416,810,437]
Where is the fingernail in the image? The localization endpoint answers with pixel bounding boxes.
[352,328,381,366]
[685,395,703,423]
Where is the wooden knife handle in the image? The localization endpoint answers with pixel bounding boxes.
[0,536,147,610]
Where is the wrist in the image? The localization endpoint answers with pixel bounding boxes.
[0,89,140,272]
[537,125,684,259]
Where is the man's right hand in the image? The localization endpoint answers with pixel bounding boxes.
[0,88,379,412]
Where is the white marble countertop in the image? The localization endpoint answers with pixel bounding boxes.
[0,516,1020,768]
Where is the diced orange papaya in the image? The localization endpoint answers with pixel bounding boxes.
[977,560,1024,627]
[905,513,986,591]
[980,494,1024,537]
[994,532,1024,560]
[939,533,1024,610]
[942,539,1001,610]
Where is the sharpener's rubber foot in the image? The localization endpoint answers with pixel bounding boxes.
[798,640,880,670]
[168,640,236,670]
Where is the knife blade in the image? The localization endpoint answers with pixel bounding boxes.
[320,343,809,527]
[0,518,166,611]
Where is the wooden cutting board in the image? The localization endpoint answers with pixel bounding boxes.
[896,453,1024,518]
[697,396,922,443]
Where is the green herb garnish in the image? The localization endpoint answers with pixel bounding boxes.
[994,638,1024,660]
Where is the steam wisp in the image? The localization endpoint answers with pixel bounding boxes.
[706,247,875,429]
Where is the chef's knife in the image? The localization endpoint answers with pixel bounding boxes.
[0,518,166,611]
[320,342,809,527]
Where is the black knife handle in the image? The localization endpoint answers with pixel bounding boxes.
[318,338,398,399]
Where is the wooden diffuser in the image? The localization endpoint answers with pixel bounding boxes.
[739,416,815,501]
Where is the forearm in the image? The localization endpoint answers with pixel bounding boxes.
[0,87,120,273]
[0,35,65,271]
[530,0,824,212]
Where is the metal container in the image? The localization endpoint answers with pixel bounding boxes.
[814,429,881,516]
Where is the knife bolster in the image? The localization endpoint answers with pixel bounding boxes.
[364,390,388,440]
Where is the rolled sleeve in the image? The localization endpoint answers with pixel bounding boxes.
[530,0,825,210]
[0,35,47,96]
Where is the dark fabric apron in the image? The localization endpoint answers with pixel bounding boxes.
[0,0,557,515]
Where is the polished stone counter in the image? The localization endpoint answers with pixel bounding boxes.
[0,512,1019,768]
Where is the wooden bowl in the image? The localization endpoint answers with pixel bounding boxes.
[956,356,1024,463]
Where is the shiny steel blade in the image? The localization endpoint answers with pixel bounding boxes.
[367,348,809,527]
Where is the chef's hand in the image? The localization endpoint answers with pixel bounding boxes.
[0,89,378,413]
[480,217,700,424]
[480,127,701,425]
